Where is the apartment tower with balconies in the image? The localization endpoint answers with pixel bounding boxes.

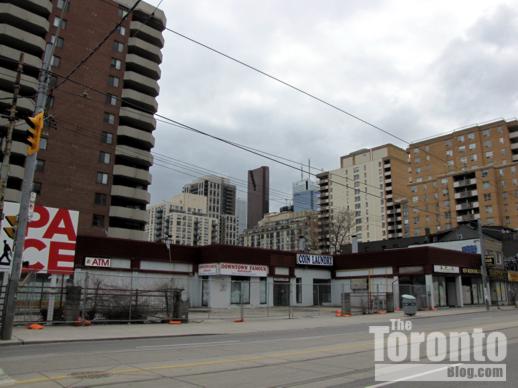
[0,0,166,240]
[408,119,518,235]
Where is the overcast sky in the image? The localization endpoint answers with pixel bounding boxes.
[150,0,518,209]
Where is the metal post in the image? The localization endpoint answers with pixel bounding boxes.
[128,271,133,324]
[0,53,24,230]
[81,271,89,322]
[478,219,491,311]
[240,281,244,322]
[1,45,53,340]
[46,275,57,324]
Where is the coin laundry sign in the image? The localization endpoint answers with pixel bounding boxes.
[0,202,79,275]
[296,254,333,266]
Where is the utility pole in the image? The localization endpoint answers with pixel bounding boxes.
[0,53,24,231]
[478,219,491,311]
[1,45,52,340]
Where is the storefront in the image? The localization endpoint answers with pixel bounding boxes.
[197,263,269,308]
[460,268,484,305]
[432,265,461,308]
[488,268,508,305]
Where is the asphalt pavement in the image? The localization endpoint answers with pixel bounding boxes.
[0,308,517,387]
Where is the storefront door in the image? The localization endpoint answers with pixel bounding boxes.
[313,279,331,305]
[273,281,290,306]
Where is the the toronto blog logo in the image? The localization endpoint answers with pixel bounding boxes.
[369,319,507,382]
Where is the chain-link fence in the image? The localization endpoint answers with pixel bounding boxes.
[1,270,403,325]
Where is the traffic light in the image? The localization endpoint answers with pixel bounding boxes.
[24,111,44,155]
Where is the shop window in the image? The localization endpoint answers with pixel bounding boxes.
[231,277,250,304]
[260,278,267,304]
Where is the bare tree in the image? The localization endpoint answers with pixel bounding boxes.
[328,208,355,254]
[305,212,320,253]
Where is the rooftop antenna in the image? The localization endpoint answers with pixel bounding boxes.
[300,164,303,180]
[308,159,311,180]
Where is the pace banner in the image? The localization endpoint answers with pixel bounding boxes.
[0,202,79,275]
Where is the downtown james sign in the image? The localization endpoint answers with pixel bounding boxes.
[0,202,79,275]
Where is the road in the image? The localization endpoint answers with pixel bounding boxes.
[0,309,517,387]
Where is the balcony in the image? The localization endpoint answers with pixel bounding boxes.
[453,178,476,188]
[456,213,480,223]
[125,53,161,80]
[111,185,150,204]
[0,44,41,72]
[454,190,478,199]
[109,206,148,223]
[0,3,49,36]
[119,106,156,132]
[117,125,155,148]
[127,36,162,64]
[123,71,159,97]
[112,165,152,184]
[0,23,45,56]
[121,88,158,114]
[129,21,164,48]
[455,202,479,211]
[115,144,153,166]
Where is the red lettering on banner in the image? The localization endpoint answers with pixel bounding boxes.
[28,205,49,230]
[48,241,75,274]
[43,209,77,240]
[24,238,46,254]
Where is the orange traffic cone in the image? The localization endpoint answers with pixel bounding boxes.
[27,323,44,330]
[335,309,342,317]
[168,320,182,325]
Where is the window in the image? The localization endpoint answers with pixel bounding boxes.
[96,172,109,185]
[117,25,126,36]
[458,145,466,152]
[92,214,105,227]
[482,129,490,137]
[39,138,47,150]
[35,159,45,172]
[106,94,117,106]
[457,135,464,142]
[118,7,129,18]
[101,131,113,144]
[485,206,493,215]
[483,181,490,189]
[230,277,250,304]
[99,151,111,164]
[111,58,122,70]
[470,154,478,162]
[468,132,475,140]
[112,41,124,53]
[57,0,70,10]
[50,35,64,48]
[32,181,42,194]
[485,151,494,159]
[103,112,115,124]
[483,140,492,148]
[484,193,491,201]
[94,193,107,206]
[481,169,489,177]
[412,196,418,203]
[32,182,41,194]
[53,16,66,29]
[108,76,119,87]
[469,143,476,150]
[445,140,452,147]
[446,150,453,157]
[51,55,60,67]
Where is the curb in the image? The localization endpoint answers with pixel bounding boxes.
[0,332,221,347]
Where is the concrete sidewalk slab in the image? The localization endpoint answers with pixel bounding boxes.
[1,306,514,346]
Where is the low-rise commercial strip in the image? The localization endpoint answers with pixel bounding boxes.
[72,235,516,310]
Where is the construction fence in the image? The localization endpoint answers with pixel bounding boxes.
[0,270,431,325]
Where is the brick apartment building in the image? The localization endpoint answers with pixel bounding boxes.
[318,144,409,253]
[0,0,166,240]
[408,119,518,235]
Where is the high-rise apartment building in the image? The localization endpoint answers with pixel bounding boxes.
[0,1,51,203]
[247,166,269,228]
[243,209,319,252]
[408,119,518,235]
[0,0,166,241]
[146,193,218,246]
[293,178,319,212]
[236,197,247,234]
[318,144,409,253]
[183,175,238,245]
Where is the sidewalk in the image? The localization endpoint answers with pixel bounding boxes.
[1,306,514,346]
